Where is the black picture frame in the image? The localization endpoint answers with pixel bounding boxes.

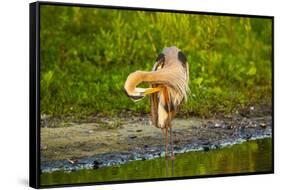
[30,1,274,188]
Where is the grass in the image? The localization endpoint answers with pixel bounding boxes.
[40,5,272,118]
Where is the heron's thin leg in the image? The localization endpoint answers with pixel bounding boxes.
[166,92,174,160]
[165,158,169,177]
[161,128,165,157]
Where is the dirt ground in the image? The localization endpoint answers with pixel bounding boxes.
[41,105,272,163]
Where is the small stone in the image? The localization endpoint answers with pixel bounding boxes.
[212,144,220,149]
[250,106,254,111]
[190,125,197,129]
[244,134,252,140]
[67,158,78,165]
[88,130,94,134]
[93,160,101,169]
[260,123,267,129]
[128,135,137,139]
[202,141,210,146]
[222,124,231,129]
[203,146,210,151]
[214,123,221,127]
[40,145,48,150]
[239,125,245,130]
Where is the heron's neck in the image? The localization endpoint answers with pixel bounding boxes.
[124,71,147,92]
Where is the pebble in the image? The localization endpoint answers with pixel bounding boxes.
[41,145,48,150]
[222,124,231,129]
[67,158,78,165]
[212,144,220,149]
[260,123,267,129]
[202,141,211,146]
[243,134,252,140]
[128,135,137,139]
[93,160,101,169]
[203,146,210,151]
[214,123,221,127]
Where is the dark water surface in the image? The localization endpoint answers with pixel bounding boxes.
[41,138,272,186]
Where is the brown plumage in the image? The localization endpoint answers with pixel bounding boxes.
[124,46,189,159]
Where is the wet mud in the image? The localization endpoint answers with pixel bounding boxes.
[41,110,272,173]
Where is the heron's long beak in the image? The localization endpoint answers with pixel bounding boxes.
[144,87,162,95]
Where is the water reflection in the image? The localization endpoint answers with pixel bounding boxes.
[41,138,272,186]
[165,159,174,177]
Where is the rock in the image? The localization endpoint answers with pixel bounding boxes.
[128,135,137,139]
[239,126,245,132]
[203,146,210,151]
[260,123,267,129]
[67,158,78,165]
[212,144,220,149]
[214,123,221,127]
[191,125,198,129]
[202,141,210,146]
[41,145,48,150]
[244,134,252,140]
[93,160,101,169]
[222,124,231,129]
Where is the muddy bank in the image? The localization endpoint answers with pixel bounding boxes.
[41,108,272,173]
[41,138,273,185]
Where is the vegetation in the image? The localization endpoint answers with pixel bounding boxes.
[40,5,272,118]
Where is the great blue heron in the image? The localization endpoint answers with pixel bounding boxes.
[124,46,189,159]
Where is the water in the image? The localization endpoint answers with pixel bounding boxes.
[41,138,272,186]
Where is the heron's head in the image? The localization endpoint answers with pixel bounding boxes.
[123,87,146,102]
[124,71,162,102]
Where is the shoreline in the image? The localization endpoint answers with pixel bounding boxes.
[41,112,272,173]
[41,135,272,173]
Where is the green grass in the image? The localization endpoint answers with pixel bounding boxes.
[40,5,272,118]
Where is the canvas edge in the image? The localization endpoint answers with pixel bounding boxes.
[30,1,41,189]
[30,1,275,189]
